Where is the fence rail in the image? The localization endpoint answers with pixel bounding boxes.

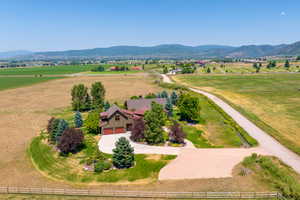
[0,186,283,199]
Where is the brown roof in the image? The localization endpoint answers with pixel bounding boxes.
[126,98,167,111]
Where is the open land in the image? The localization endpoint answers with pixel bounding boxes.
[174,73,300,155]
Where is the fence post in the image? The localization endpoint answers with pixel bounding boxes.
[6,186,8,194]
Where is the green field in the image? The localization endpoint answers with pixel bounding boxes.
[174,73,300,155]
[0,77,62,91]
[0,65,98,75]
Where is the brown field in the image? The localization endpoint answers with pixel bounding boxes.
[0,74,272,192]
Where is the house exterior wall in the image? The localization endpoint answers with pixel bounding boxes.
[101,111,134,134]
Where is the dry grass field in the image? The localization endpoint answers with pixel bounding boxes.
[0,74,162,187]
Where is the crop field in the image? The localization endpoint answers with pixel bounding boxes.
[0,77,62,91]
[174,73,300,155]
[0,65,96,75]
[197,61,300,74]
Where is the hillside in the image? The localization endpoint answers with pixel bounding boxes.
[7,41,300,60]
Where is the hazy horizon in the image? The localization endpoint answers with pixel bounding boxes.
[1,0,300,51]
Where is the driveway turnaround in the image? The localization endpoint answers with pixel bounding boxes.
[159,148,268,180]
[98,132,194,155]
[161,74,300,174]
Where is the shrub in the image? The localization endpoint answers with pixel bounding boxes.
[94,161,105,173]
[144,93,156,99]
[74,111,83,128]
[57,128,84,154]
[112,137,134,169]
[103,161,112,170]
[85,110,101,134]
[130,118,145,142]
[170,91,178,105]
[91,65,105,72]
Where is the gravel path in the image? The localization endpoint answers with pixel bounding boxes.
[162,74,300,174]
[98,132,194,155]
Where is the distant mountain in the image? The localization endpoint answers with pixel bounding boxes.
[0,50,32,59]
[8,41,300,60]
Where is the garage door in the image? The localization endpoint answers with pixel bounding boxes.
[103,128,114,135]
[115,127,125,133]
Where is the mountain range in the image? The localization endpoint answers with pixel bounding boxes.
[2,41,300,60]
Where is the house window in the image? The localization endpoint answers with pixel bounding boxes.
[115,115,120,121]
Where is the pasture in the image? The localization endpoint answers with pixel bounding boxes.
[174,73,300,155]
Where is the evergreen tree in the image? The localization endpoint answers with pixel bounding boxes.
[112,137,134,169]
[170,91,178,105]
[284,60,290,69]
[49,118,60,143]
[165,98,173,117]
[206,67,211,73]
[104,101,111,111]
[74,111,83,128]
[296,56,300,61]
[91,82,105,109]
[177,93,201,122]
[144,102,166,144]
[161,91,168,98]
[55,119,69,143]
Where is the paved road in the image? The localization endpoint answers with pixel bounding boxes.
[162,74,300,174]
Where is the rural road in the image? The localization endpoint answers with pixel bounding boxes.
[161,74,300,174]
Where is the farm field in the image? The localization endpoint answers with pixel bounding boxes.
[174,73,300,155]
[197,61,300,74]
[0,65,96,75]
[0,77,62,91]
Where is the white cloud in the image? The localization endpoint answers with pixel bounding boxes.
[280,11,286,16]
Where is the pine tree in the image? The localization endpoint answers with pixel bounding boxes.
[49,118,60,143]
[161,91,168,98]
[112,137,134,169]
[55,119,68,143]
[206,67,211,73]
[74,111,83,128]
[170,91,178,105]
[165,98,173,117]
[104,101,111,111]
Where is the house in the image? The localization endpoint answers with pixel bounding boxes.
[99,98,167,135]
[131,66,142,70]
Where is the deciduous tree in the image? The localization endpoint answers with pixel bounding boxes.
[85,110,101,134]
[91,82,105,109]
[130,118,145,142]
[71,84,90,111]
[169,121,186,144]
[177,93,201,122]
[57,128,84,154]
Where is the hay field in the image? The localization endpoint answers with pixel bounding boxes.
[0,74,161,187]
[174,73,300,155]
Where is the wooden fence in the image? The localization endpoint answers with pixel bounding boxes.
[0,186,285,199]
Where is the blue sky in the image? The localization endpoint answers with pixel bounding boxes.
[1,0,299,51]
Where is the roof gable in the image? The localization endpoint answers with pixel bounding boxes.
[126,98,167,111]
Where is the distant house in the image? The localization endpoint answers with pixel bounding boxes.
[168,68,182,75]
[109,66,117,71]
[131,66,142,70]
[100,98,167,135]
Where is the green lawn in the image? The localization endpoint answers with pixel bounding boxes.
[175,73,300,155]
[28,135,175,184]
[0,77,62,91]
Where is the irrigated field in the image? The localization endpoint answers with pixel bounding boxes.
[174,73,300,155]
[0,65,96,75]
[0,77,62,91]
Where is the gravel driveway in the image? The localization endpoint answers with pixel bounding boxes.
[98,132,194,155]
[162,74,300,174]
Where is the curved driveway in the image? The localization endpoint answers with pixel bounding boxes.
[162,74,300,174]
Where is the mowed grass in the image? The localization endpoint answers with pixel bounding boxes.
[0,77,62,91]
[175,73,300,154]
[0,65,96,75]
[28,136,175,184]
